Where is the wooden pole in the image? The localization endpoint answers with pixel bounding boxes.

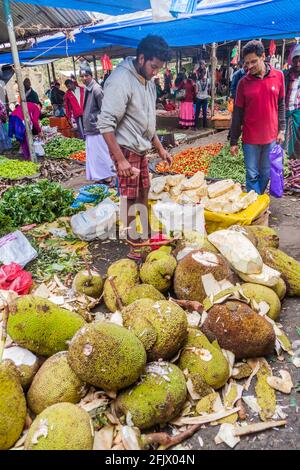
[93,55,98,82]
[72,56,77,78]
[176,50,179,74]
[237,40,241,61]
[211,42,217,118]
[46,63,51,87]
[281,39,286,69]
[51,62,56,82]
[226,46,231,97]
[3,0,36,162]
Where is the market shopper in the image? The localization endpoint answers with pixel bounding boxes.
[80,66,115,184]
[0,99,11,152]
[194,73,210,129]
[64,79,85,139]
[177,74,196,129]
[23,78,41,106]
[50,82,65,117]
[284,44,300,159]
[8,101,41,160]
[98,35,172,259]
[230,40,286,194]
[230,61,246,101]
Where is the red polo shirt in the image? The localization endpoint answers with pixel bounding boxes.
[235,67,285,145]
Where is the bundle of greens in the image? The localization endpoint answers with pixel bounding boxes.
[0,159,39,179]
[0,179,76,227]
[44,136,85,158]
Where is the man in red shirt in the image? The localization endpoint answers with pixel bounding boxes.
[230,40,285,194]
[64,79,85,139]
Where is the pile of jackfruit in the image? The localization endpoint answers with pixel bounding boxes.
[1,225,299,450]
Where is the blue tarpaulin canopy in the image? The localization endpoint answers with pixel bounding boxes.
[0,0,299,64]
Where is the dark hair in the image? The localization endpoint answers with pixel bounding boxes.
[242,40,265,58]
[54,81,60,86]
[65,79,73,87]
[136,35,171,62]
[80,66,93,77]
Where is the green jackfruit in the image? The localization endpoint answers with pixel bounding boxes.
[123,284,165,306]
[271,278,287,300]
[122,299,188,360]
[72,270,103,298]
[27,352,86,415]
[174,250,232,303]
[261,248,300,296]
[140,249,177,292]
[202,301,275,358]
[247,225,279,250]
[175,232,219,256]
[2,346,39,389]
[7,295,85,357]
[0,362,27,450]
[179,329,230,391]
[196,392,219,415]
[103,259,139,311]
[241,283,281,320]
[116,362,187,430]
[25,403,93,450]
[67,321,146,391]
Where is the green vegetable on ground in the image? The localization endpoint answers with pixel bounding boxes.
[207,141,246,184]
[0,159,39,179]
[0,179,77,227]
[44,137,85,158]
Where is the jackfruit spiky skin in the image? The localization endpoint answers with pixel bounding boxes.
[24,403,94,450]
[261,248,300,296]
[7,295,85,356]
[201,301,276,358]
[247,225,279,250]
[0,362,27,450]
[271,277,287,300]
[27,352,86,415]
[103,259,140,311]
[122,299,188,360]
[178,329,230,391]
[241,283,281,320]
[174,250,232,303]
[116,362,187,430]
[122,284,165,306]
[140,250,177,292]
[67,321,146,391]
[2,346,39,389]
[72,270,103,298]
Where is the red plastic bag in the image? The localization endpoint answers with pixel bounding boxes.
[0,262,32,294]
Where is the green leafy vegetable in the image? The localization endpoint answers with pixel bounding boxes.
[44,136,85,158]
[0,159,39,179]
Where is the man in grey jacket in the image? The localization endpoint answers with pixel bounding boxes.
[81,66,115,183]
[98,35,172,259]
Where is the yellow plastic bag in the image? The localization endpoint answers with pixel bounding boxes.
[204,194,270,234]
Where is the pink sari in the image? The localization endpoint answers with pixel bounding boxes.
[11,103,41,159]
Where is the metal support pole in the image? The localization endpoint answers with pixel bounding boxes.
[3,0,36,162]
[226,46,231,97]
[176,50,179,74]
[93,55,98,82]
[72,56,77,78]
[51,62,56,82]
[211,42,217,118]
[46,63,51,87]
[237,40,241,62]
[281,39,286,69]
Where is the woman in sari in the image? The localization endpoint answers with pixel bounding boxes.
[9,102,41,159]
[177,74,196,129]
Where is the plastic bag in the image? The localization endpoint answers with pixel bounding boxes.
[0,262,32,294]
[71,184,110,208]
[152,201,205,236]
[71,198,118,241]
[33,139,45,157]
[269,144,284,198]
[0,231,37,267]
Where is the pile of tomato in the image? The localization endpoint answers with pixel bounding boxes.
[156,144,223,177]
[68,151,86,162]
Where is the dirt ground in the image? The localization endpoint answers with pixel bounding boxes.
[66,129,300,450]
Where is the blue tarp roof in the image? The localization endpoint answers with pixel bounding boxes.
[84,0,300,47]
[0,0,299,64]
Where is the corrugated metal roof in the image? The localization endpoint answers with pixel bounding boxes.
[0,2,100,45]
